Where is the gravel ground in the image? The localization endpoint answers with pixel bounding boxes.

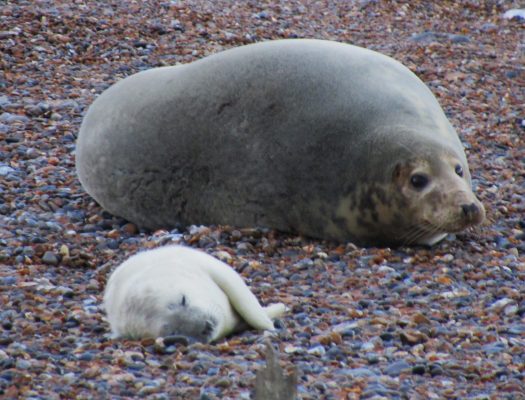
[1,1,524,399]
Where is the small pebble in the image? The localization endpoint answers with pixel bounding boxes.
[385,360,412,376]
[15,359,31,370]
[42,251,59,265]
[344,367,378,378]
[307,345,326,356]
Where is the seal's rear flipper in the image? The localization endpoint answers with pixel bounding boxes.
[199,254,284,331]
[263,303,287,322]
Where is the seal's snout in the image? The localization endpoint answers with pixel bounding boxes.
[460,202,484,225]
[461,203,479,218]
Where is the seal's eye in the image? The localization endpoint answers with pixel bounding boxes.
[410,174,429,190]
[455,164,463,177]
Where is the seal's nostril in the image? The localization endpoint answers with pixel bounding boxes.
[461,203,479,217]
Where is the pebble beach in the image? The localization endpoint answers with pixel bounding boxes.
[1,1,524,399]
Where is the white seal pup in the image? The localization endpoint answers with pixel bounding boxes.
[77,39,485,246]
[103,245,286,342]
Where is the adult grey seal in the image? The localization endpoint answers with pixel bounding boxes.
[103,245,286,342]
[77,39,485,246]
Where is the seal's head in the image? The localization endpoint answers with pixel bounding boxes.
[328,133,485,246]
[159,293,219,343]
[390,146,485,245]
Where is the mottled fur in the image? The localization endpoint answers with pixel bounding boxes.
[77,39,484,245]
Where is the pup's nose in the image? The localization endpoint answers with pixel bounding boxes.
[461,203,481,221]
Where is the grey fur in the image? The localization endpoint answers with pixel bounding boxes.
[77,39,481,245]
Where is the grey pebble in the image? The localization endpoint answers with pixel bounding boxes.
[480,23,498,32]
[256,11,270,19]
[16,359,31,369]
[332,321,360,335]
[0,358,15,369]
[505,70,520,79]
[52,99,80,110]
[294,258,314,269]
[365,353,381,364]
[0,112,29,123]
[411,31,441,43]
[429,364,444,376]
[307,345,326,356]
[42,251,59,265]
[361,382,396,399]
[0,277,16,285]
[138,386,162,396]
[482,341,507,354]
[24,104,45,117]
[410,31,470,44]
[36,101,51,111]
[0,95,9,107]
[325,346,345,360]
[62,372,77,383]
[506,324,525,335]
[343,367,378,378]
[77,352,95,361]
[25,148,40,159]
[380,332,395,341]
[495,236,510,248]
[385,360,411,376]
[235,242,252,254]
[0,165,15,176]
[503,9,525,20]
[448,34,470,43]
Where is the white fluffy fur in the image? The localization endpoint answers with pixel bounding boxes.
[103,245,286,342]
